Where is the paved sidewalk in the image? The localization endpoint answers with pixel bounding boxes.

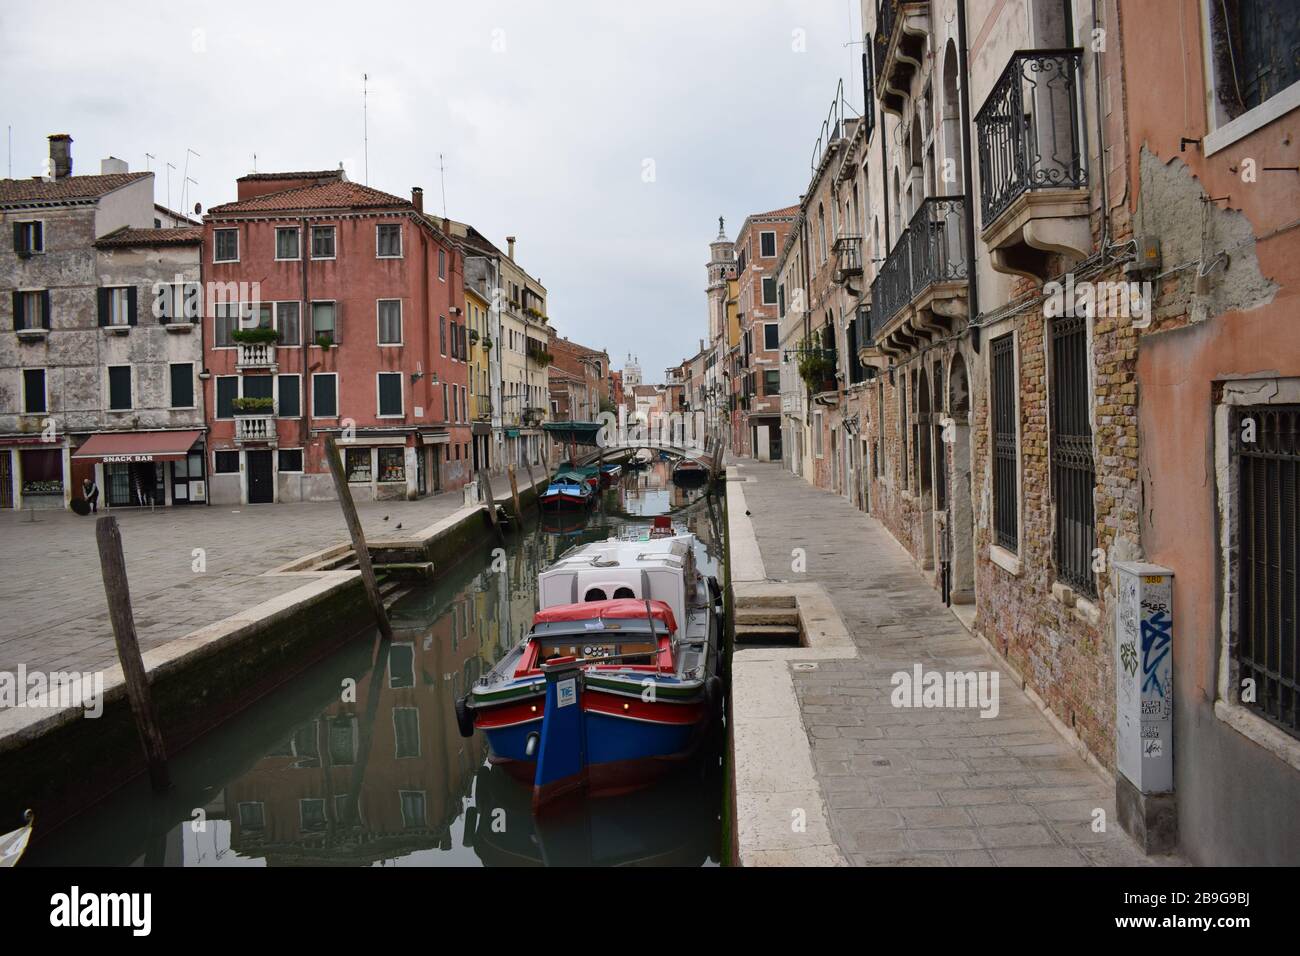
[734,459,1175,866]
[0,484,496,679]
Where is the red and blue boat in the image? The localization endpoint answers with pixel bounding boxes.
[456,533,723,813]
[539,474,595,510]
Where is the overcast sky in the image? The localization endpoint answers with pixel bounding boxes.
[2,0,860,381]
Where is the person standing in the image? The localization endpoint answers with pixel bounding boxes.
[82,476,100,513]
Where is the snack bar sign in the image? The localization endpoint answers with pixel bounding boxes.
[102,454,156,463]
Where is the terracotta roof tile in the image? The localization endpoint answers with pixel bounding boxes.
[95,226,204,248]
[0,172,151,206]
[209,180,413,215]
[236,169,343,183]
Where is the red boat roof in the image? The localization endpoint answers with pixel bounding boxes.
[532,598,677,634]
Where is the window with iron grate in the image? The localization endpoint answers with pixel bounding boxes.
[990,333,1018,553]
[1050,315,1096,597]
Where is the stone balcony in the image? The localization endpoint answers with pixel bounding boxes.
[235,342,278,370]
[234,414,277,445]
[873,0,929,116]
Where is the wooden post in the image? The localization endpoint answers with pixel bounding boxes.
[523,457,541,513]
[479,468,507,545]
[94,516,171,792]
[323,436,394,642]
[507,464,523,521]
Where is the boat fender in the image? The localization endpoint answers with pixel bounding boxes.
[454,696,475,738]
[705,676,723,719]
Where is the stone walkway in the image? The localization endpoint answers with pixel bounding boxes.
[734,459,1177,866]
[0,474,533,680]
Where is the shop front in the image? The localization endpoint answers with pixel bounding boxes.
[0,438,70,510]
[71,430,207,508]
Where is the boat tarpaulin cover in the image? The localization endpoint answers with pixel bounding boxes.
[533,599,677,634]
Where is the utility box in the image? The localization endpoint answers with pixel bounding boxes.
[1114,561,1177,853]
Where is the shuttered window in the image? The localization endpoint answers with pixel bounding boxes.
[108,366,132,411]
[277,374,300,418]
[22,368,46,414]
[312,374,338,418]
[215,377,238,419]
[378,372,403,417]
[170,363,194,409]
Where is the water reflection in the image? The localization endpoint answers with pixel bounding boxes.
[26,460,724,867]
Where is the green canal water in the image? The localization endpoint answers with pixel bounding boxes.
[26,460,726,867]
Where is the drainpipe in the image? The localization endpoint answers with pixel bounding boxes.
[300,215,311,468]
[957,0,981,353]
[1091,0,1110,253]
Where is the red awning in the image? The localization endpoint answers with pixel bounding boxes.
[72,430,203,463]
[532,599,677,634]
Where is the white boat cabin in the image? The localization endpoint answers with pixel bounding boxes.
[537,536,695,632]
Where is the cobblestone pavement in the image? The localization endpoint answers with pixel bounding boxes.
[735,459,1178,866]
[0,484,508,679]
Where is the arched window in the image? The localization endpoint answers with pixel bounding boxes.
[584,587,607,602]
[613,586,635,599]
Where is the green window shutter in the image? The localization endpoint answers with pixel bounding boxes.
[97,288,111,327]
[40,290,51,329]
[126,286,138,326]
[11,291,21,330]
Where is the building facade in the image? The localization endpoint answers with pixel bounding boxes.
[203,170,470,504]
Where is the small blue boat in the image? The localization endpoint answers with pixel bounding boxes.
[456,533,723,813]
[539,478,594,510]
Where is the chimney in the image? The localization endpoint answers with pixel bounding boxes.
[101,156,128,175]
[411,186,424,213]
[506,236,516,260]
[48,134,72,180]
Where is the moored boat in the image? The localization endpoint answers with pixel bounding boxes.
[598,462,623,485]
[456,533,724,814]
[671,457,709,486]
[539,477,594,510]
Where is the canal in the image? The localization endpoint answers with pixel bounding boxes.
[26,459,726,867]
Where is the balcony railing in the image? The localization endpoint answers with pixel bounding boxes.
[236,342,277,368]
[869,195,969,333]
[975,49,1087,228]
[234,414,277,443]
[833,234,863,281]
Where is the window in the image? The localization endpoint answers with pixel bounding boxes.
[764,369,781,396]
[213,302,238,347]
[763,323,779,351]
[98,287,136,327]
[762,277,777,305]
[378,447,405,482]
[311,301,337,344]
[107,366,131,410]
[13,221,43,255]
[345,447,371,482]
[247,301,272,330]
[376,223,402,258]
[439,315,447,356]
[394,708,420,758]
[12,290,50,331]
[990,333,1019,553]
[400,791,427,828]
[170,363,194,409]
[378,372,403,417]
[1231,404,1300,739]
[277,374,300,418]
[1049,315,1096,596]
[274,227,300,260]
[312,373,338,418]
[275,301,300,345]
[278,448,303,472]
[214,450,240,474]
[760,231,776,257]
[311,225,336,259]
[378,300,402,345]
[155,282,194,324]
[22,368,45,414]
[438,248,446,279]
[214,228,238,262]
[300,798,327,832]
[215,376,238,419]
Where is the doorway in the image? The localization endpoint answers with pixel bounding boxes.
[0,451,11,508]
[948,354,975,602]
[246,450,274,504]
[417,447,427,496]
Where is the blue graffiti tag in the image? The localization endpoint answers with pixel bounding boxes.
[1140,610,1172,697]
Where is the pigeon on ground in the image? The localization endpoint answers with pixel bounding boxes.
[745,510,752,516]
[395,522,403,530]
[383,515,390,521]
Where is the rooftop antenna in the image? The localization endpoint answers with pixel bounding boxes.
[7,126,11,179]
[363,72,369,185]
[144,152,155,172]
[165,162,176,214]
[252,152,257,173]
[439,152,448,218]
[180,148,200,213]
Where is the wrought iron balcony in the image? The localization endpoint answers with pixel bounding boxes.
[867,196,969,349]
[235,342,277,369]
[873,0,929,116]
[833,234,863,282]
[234,414,277,444]
[975,49,1088,229]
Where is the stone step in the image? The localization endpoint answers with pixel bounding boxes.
[734,593,796,609]
[735,623,802,646]
[734,606,800,626]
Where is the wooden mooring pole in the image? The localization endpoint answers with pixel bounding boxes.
[507,464,523,522]
[523,457,541,513]
[479,469,507,545]
[94,516,171,792]
[324,435,394,642]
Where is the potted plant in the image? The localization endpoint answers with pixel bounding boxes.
[468,328,480,344]
[315,331,335,349]
[796,337,837,394]
[232,396,275,414]
[481,336,493,351]
[231,327,279,345]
